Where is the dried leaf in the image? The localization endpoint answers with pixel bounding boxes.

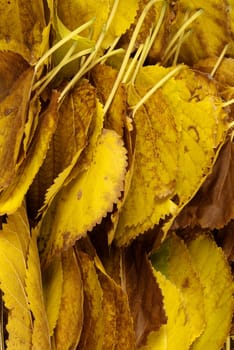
[53,248,83,350]
[151,234,205,347]
[0,91,59,215]
[188,234,233,350]
[43,257,63,336]
[0,205,31,349]
[0,0,49,63]
[122,244,167,347]
[96,266,135,350]
[115,65,227,246]
[40,128,127,264]
[76,251,104,350]
[25,230,51,349]
[28,81,96,215]
[0,65,34,190]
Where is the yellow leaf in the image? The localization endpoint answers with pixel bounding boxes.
[152,270,190,349]
[40,128,127,264]
[57,0,110,42]
[53,248,83,350]
[0,205,31,349]
[101,0,139,49]
[0,91,60,215]
[188,234,233,350]
[151,234,205,347]
[25,230,51,349]
[76,250,104,350]
[0,0,49,63]
[43,257,63,336]
[115,65,227,246]
[0,61,34,191]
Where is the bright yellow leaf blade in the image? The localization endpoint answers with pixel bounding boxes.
[188,234,233,350]
[41,128,127,264]
[152,270,190,350]
[25,231,51,349]
[0,205,31,349]
[151,234,205,347]
[53,248,83,350]
[115,65,227,246]
[0,91,60,215]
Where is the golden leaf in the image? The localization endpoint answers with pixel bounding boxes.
[0,205,31,349]
[151,234,205,347]
[0,60,34,191]
[0,0,50,63]
[188,234,233,350]
[25,230,51,349]
[0,91,60,215]
[115,65,227,246]
[40,128,127,264]
[53,248,83,350]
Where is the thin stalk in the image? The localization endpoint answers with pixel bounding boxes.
[162,8,203,62]
[103,0,163,115]
[163,29,192,65]
[34,18,95,72]
[131,65,184,117]
[100,36,121,64]
[222,99,234,108]
[59,0,120,103]
[210,44,229,77]
[172,11,189,66]
[122,43,144,84]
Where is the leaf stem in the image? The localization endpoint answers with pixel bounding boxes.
[103,0,163,115]
[210,44,229,77]
[131,65,184,117]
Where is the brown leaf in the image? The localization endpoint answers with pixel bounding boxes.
[53,248,83,350]
[122,244,167,347]
[173,139,234,230]
[76,250,104,350]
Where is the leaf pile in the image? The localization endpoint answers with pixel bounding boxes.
[0,0,233,349]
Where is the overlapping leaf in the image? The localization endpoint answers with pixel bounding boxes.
[151,234,205,348]
[40,128,127,265]
[188,234,233,350]
[114,64,227,246]
[0,205,50,349]
[0,55,33,191]
[0,0,50,63]
[0,91,60,215]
